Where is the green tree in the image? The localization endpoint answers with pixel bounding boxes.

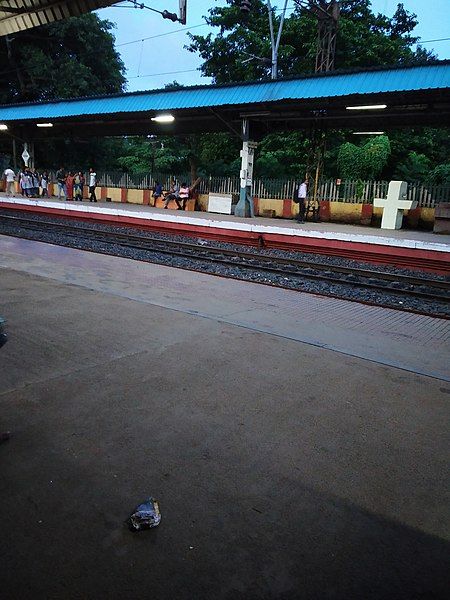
[0,14,126,170]
[337,135,391,179]
[393,151,430,181]
[0,13,125,103]
[187,0,434,84]
[116,136,190,175]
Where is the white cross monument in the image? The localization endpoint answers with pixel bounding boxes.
[374,180,417,230]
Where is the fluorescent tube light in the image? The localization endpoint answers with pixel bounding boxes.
[36,122,53,127]
[352,131,385,135]
[151,114,175,123]
[239,111,271,117]
[346,104,387,110]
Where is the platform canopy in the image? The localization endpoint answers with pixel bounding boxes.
[0,0,116,36]
[0,62,449,140]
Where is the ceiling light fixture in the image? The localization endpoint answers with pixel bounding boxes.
[346,104,387,110]
[151,114,175,123]
[239,111,271,117]
[0,124,8,130]
[36,122,53,127]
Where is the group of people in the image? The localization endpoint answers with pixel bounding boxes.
[55,167,97,202]
[152,180,191,210]
[3,167,48,198]
[4,165,310,221]
[2,166,97,202]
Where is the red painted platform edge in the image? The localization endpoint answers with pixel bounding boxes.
[1,202,448,274]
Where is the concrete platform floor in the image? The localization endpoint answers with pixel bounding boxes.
[0,241,449,599]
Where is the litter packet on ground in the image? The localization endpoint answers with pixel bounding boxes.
[127,497,161,532]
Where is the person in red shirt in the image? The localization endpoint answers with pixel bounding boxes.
[65,172,75,201]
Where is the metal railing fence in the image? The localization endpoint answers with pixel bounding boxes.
[43,171,450,208]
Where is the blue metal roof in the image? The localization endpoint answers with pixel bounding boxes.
[0,63,448,122]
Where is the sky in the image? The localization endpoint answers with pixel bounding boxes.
[96,1,450,92]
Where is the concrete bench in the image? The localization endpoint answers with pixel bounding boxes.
[152,191,195,211]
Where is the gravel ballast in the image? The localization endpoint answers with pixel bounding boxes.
[0,209,448,318]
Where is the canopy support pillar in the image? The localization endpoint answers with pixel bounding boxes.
[235,119,257,218]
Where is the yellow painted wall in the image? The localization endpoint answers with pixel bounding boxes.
[107,187,122,202]
[127,189,143,204]
[197,193,209,211]
[258,198,284,217]
[330,202,361,223]
[373,206,383,218]
[422,208,435,223]
[410,207,435,223]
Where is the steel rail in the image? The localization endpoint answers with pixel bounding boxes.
[1,214,449,304]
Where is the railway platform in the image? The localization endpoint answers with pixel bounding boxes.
[0,236,449,599]
[1,195,449,273]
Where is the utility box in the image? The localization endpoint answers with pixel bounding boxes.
[207,192,233,214]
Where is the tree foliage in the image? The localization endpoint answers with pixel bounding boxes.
[187,0,434,84]
[0,14,126,171]
[338,135,391,180]
[393,151,430,182]
[0,13,126,103]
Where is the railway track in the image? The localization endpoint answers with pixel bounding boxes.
[1,214,449,309]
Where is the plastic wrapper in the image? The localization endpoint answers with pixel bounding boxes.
[127,497,161,532]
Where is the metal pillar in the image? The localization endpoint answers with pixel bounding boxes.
[235,119,257,218]
[29,142,35,168]
[305,123,326,221]
[295,2,340,220]
[267,0,288,80]
[314,0,340,72]
[12,138,17,171]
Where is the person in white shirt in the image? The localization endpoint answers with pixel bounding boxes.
[4,167,15,196]
[89,167,97,202]
[293,179,308,223]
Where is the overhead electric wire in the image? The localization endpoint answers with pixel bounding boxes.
[414,37,450,44]
[116,23,207,47]
[127,67,198,79]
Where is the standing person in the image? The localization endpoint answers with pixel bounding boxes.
[19,170,26,196]
[56,166,66,199]
[179,182,190,210]
[74,171,84,201]
[3,167,15,197]
[40,171,49,197]
[32,169,40,197]
[293,179,308,223]
[65,172,74,201]
[89,168,97,202]
[23,169,33,197]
